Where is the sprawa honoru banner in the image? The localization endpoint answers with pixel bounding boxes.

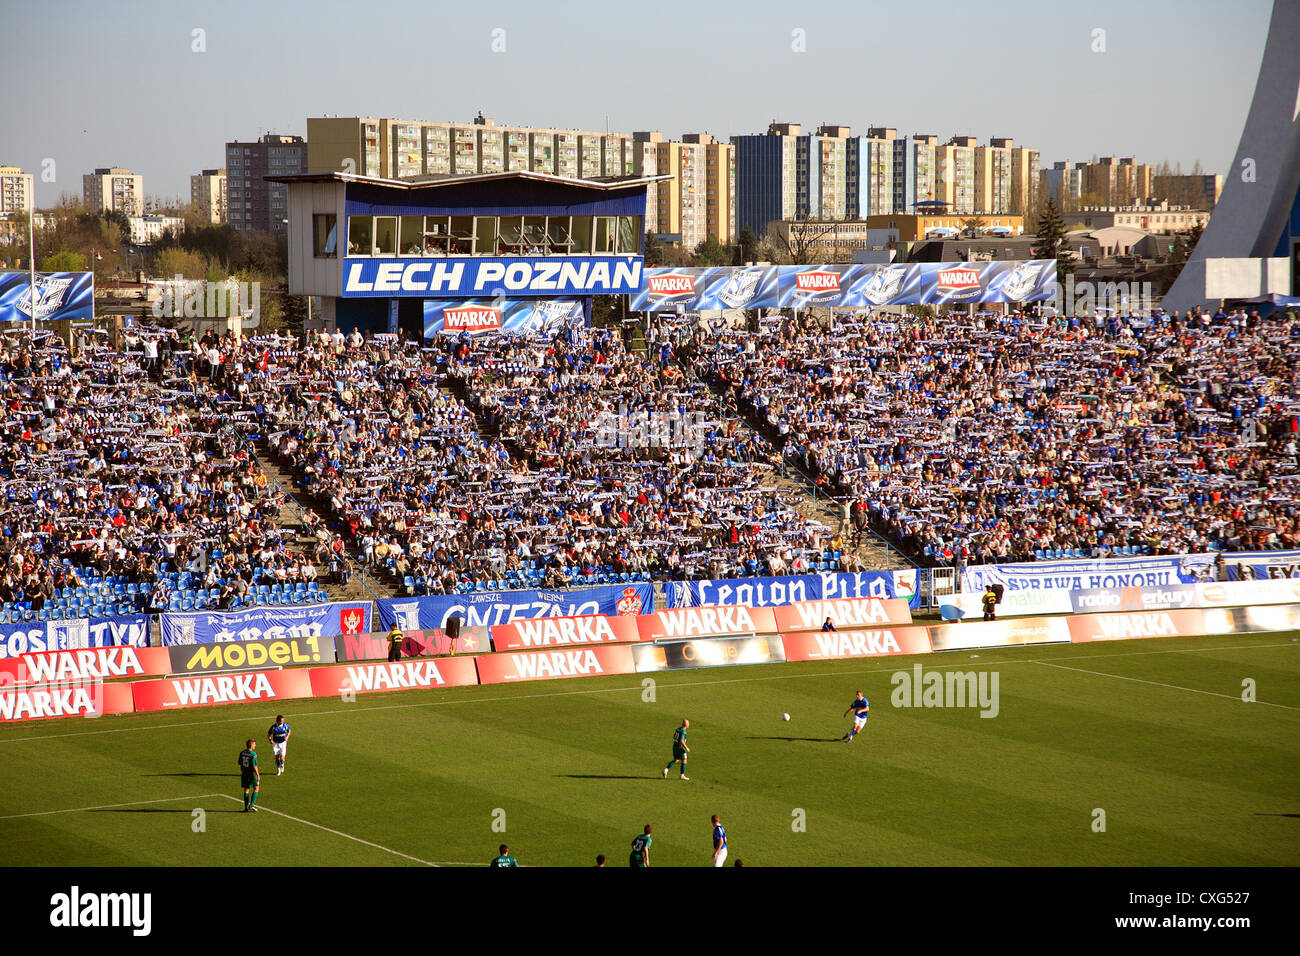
[666,571,919,611]
[160,601,372,646]
[961,553,1218,593]
[377,583,653,631]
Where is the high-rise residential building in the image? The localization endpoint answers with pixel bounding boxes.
[190,168,227,224]
[629,133,662,235]
[83,167,144,217]
[0,166,35,215]
[225,135,307,235]
[1040,161,1083,209]
[1080,157,1153,206]
[634,133,734,250]
[846,127,909,220]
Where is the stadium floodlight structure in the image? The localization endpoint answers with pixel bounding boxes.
[1162,0,1300,312]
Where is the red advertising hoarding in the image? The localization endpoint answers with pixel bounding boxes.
[1066,609,1207,643]
[781,627,932,662]
[636,605,778,643]
[772,597,912,632]
[308,657,479,696]
[0,680,134,722]
[491,613,639,651]
[131,668,313,712]
[334,627,489,662]
[0,645,171,685]
[475,644,636,684]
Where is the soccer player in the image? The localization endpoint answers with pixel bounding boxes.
[629,825,652,868]
[238,738,260,811]
[662,718,690,780]
[841,691,869,743]
[267,715,291,775]
[490,844,518,867]
[711,814,728,867]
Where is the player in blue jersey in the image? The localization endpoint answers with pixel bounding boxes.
[841,691,869,742]
[710,814,728,867]
[267,715,291,775]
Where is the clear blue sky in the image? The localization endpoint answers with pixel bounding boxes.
[0,0,1274,207]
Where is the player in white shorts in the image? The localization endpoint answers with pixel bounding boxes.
[841,691,869,742]
[267,715,291,774]
[711,814,728,867]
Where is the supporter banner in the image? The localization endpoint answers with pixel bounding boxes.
[333,627,491,662]
[376,583,652,631]
[773,597,913,632]
[630,261,1056,311]
[666,571,915,611]
[940,589,1073,620]
[637,605,778,643]
[1225,549,1300,580]
[0,271,94,323]
[928,616,1071,652]
[131,668,313,711]
[491,613,639,651]
[0,681,134,723]
[1067,609,1207,643]
[630,266,780,311]
[961,553,1218,593]
[308,657,479,697]
[893,569,919,607]
[423,298,584,337]
[1195,579,1300,608]
[631,636,785,672]
[0,646,170,686]
[0,614,150,659]
[342,256,642,298]
[159,601,372,646]
[475,644,636,684]
[166,635,334,675]
[781,627,932,662]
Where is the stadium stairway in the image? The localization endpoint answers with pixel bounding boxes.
[250,445,396,606]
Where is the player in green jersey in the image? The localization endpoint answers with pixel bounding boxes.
[629,825,653,867]
[662,718,690,780]
[490,844,518,867]
[238,738,260,812]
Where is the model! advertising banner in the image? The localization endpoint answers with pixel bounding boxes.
[423,298,584,337]
[0,645,170,685]
[0,271,94,323]
[131,668,313,711]
[475,644,636,684]
[772,597,913,632]
[0,681,134,722]
[376,583,651,631]
[308,657,479,697]
[928,616,1071,651]
[781,627,931,662]
[630,261,1055,312]
[333,627,490,662]
[637,605,778,643]
[631,636,785,672]
[166,635,334,675]
[342,256,642,298]
[960,553,1218,593]
[491,613,639,651]
[666,571,914,611]
[0,614,150,659]
[159,601,371,646]
[1225,550,1300,580]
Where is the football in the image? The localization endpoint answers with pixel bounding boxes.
[782,713,790,721]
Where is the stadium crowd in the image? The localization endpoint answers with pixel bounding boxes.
[686,307,1300,566]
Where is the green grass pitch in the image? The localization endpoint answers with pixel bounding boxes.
[2,633,1297,867]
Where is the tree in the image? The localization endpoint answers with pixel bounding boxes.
[40,249,87,272]
[153,247,209,280]
[642,231,665,266]
[691,236,730,267]
[737,226,758,265]
[959,217,984,238]
[765,218,838,265]
[1032,198,1076,275]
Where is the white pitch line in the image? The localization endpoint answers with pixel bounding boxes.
[0,793,225,820]
[211,794,483,866]
[1033,660,1300,711]
[0,639,1295,744]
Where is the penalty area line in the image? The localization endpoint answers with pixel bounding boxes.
[0,793,227,820]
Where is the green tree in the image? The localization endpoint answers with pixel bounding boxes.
[40,249,87,272]
[642,231,665,266]
[1032,198,1075,276]
[738,226,758,264]
[153,247,209,280]
[691,236,730,266]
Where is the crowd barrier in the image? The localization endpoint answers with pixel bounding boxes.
[939,577,1300,620]
[4,594,1299,722]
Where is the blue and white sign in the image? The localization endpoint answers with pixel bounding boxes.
[376,583,653,630]
[342,257,643,298]
[0,271,94,323]
[1225,549,1300,580]
[666,571,917,610]
[0,614,149,659]
[961,553,1219,593]
[160,601,372,646]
